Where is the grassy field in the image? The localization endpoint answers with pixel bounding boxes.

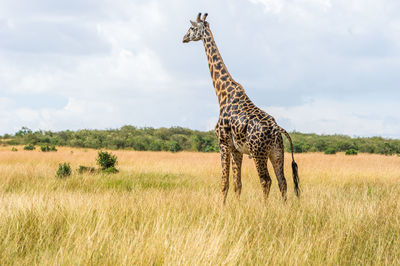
[0,146,399,265]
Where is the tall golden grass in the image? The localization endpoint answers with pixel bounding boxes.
[0,146,399,265]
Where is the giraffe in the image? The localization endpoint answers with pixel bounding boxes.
[183,13,300,204]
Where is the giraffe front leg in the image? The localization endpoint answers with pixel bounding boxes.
[231,149,243,201]
[219,143,231,205]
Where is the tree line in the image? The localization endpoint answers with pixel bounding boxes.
[1,126,400,155]
[1,126,218,153]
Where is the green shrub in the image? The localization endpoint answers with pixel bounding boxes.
[11,147,18,152]
[40,144,50,152]
[96,151,118,170]
[345,149,358,155]
[40,144,57,152]
[23,144,35,150]
[78,165,97,174]
[56,163,71,178]
[324,148,337,154]
[102,166,119,174]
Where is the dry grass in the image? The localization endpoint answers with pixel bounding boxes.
[0,146,399,265]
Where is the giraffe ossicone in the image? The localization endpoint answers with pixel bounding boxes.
[183,13,300,204]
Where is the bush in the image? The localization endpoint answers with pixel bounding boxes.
[23,144,35,150]
[11,147,18,152]
[56,163,71,178]
[345,149,358,155]
[96,151,118,170]
[102,166,119,174]
[41,144,57,152]
[324,148,337,154]
[78,165,97,174]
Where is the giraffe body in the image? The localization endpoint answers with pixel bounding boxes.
[183,13,300,204]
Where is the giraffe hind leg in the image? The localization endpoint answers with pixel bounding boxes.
[231,149,243,200]
[254,156,272,201]
[270,143,288,201]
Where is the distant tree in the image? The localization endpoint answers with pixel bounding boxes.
[15,127,32,137]
[192,134,203,151]
[168,141,182,153]
[149,140,163,151]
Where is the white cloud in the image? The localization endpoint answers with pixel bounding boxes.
[249,0,331,14]
[249,0,284,13]
[263,98,400,138]
[0,1,172,96]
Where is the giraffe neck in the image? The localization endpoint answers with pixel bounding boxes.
[202,27,237,106]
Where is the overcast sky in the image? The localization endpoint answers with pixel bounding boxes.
[0,0,399,137]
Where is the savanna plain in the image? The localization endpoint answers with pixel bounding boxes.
[0,146,399,265]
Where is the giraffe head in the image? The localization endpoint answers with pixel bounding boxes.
[182,13,208,43]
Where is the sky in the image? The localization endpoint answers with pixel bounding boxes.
[0,0,399,138]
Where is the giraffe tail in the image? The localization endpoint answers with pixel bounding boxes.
[280,128,300,198]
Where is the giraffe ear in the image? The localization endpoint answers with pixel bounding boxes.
[190,20,198,27]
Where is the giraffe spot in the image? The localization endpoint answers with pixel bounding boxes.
[220,75,228,81]
[239,116,247,123]
[228,87,235,93]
